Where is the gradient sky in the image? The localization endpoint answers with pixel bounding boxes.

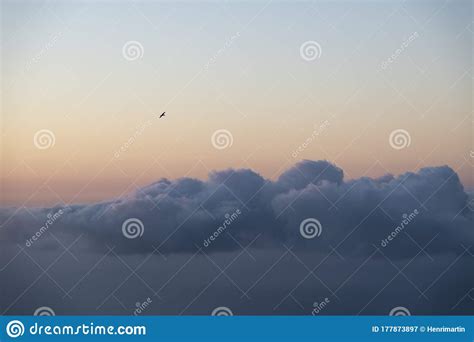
[1,0,472,206]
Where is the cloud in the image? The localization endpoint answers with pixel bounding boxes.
[1,160,473,316]
[1,160,472,257]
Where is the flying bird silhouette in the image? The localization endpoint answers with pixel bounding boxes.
[159,112,166,118]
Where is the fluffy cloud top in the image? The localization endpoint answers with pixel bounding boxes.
[1,160,472,257]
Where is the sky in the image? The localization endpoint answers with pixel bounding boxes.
[1,0,472,206]
[0,0,473,317]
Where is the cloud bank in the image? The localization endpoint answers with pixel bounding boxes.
[1,160,472,258]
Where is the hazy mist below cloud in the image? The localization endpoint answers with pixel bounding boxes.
[1,160,473,315]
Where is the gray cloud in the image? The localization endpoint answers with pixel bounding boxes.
[1,160,473,316]
[1,160,472,257]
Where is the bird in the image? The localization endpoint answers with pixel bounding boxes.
[159,112,166,118]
